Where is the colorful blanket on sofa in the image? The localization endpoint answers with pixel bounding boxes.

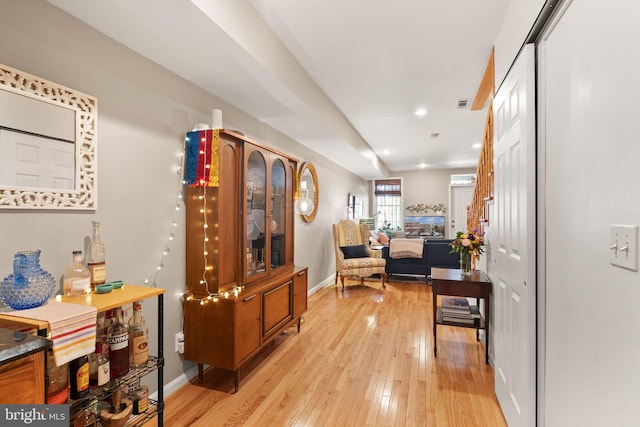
[389,238,424,259]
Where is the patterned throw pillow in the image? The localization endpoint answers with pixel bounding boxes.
[340,244,369,259]
[377,232,390,244]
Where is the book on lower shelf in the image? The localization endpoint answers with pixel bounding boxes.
[440,296,481,325]
[441,296,470,310]
[442,306,480,317]
[442,315,478,325]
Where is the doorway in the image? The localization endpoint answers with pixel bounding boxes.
[491,44,537,427]
[449,184,474,237]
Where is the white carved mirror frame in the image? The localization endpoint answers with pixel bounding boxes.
[0,63,97,209]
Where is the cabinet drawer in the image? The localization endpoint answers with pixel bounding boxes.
[262,281,292,337]
[293,269,308,319]
[235,293,261,363]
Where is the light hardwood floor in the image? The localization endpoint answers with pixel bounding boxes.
[165,277,507,426]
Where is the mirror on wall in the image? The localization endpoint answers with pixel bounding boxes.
[296,162,318,223]
[0,63,97,209]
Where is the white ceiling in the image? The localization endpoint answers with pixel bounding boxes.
[47,0,510,179]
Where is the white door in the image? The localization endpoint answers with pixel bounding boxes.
[449,184,474,236]
[491,43,536,427]
[0,129,75,189]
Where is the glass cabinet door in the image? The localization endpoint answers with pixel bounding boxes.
[270,158,286,270]
[246,150,267,278]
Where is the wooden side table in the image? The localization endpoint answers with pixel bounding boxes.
[431,267,492,364]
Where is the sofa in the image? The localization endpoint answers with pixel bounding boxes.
[424,239,461,273]
[381,239,459,277]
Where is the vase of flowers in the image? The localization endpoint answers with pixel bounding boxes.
[450,229,485,276]
[459,251,472,275]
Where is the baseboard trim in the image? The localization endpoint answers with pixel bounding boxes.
[309,274,335,295]
[149,363,204,401]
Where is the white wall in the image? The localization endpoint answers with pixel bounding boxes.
[0,0,366,391]
[494,0,546,89]
[540,0,640,425]
[295,154,370,293]
[398,167,476,237]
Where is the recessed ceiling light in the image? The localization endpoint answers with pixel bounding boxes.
[418,163,428,169]
[381,149,390,156]
[414,108,427,117]
[472,143,482,149]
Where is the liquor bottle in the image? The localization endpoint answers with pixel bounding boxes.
[128,300,149,369]
[72,399,97,427]
[104,309,114,332]
[132,385,149,415]
[96,312,107,344]
[46,350,69,404]
[88,351,97,387]
[63,251,91,296]
[69,354,90,399]
[88,221,106,290]
[107,306,129,378]
[94,341,111,386]
[89,314,110,387]
[73,408,96,427]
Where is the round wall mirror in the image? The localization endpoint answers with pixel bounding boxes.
[297,162,319,223]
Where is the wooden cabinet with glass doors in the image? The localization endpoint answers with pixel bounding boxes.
[183,130,307,392]
[244,143,295,280]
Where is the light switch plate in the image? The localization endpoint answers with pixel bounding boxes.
[610,224,638,271]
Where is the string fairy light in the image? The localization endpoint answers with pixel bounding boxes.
[140,122,242,303]
[141,144,186,288]
[180,127,242,304]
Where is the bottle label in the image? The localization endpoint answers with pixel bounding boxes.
[108,332,129,351]
[71,276,91,291]
[133,386,149,414]
[76,361,89,392]
[97,360,110,386]
[132,335,149,365]
[88,262,106,284]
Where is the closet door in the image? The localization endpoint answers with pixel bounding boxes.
[492,44,536,427]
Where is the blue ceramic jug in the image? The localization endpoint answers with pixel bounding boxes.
[0,250,56,310]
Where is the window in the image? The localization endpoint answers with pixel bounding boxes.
[374,179,402,231]
[450,173,477,185]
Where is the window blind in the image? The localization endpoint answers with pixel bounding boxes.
[374,179,401,196]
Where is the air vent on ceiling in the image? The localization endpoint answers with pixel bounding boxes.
[457,99,470,109]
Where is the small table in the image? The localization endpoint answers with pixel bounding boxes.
[431,267,492,364]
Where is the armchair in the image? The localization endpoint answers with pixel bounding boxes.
[332,220,387,291]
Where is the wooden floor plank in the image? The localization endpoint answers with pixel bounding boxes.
[165,279,507,426]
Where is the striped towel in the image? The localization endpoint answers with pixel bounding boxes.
[4,301,97,366]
